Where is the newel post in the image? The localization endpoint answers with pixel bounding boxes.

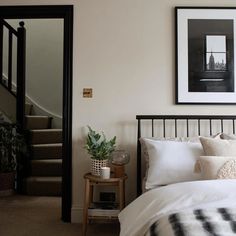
[16,21,26,130]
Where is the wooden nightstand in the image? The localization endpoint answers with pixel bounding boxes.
[82,172,128,236]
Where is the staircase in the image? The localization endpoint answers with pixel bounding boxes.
[23,107,62,196]
[0,20,62,196]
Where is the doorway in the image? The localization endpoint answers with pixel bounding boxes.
[0,5,73,222]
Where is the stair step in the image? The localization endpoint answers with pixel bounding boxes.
[25,103,32,115]
[2,77,7,86]
[23,176,61,196]
[31,159,62,176]
[1,86,31,114]
[30,129,62,144]
[26,115,52,130]
[31,143,62,160]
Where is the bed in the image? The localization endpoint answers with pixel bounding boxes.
[119,115,236,236]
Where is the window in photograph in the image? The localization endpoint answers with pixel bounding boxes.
[206,35,227,71]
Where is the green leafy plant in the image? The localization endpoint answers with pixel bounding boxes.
[84,126,116,160]
[0,123,27,173]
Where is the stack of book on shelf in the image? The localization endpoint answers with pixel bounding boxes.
[88,202,120,217]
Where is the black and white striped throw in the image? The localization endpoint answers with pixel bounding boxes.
[145,208,236,236]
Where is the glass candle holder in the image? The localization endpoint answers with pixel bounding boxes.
[111,150,130,177]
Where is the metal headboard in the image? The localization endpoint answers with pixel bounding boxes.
[136,115,236,196]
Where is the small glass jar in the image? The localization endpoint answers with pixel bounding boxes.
[111,150,130,178]
[111,150,130,165]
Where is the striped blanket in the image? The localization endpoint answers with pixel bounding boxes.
[145,208,236,236]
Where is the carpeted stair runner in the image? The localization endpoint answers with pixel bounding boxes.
[23,109,62,196]
[30,129,62,144]
[31,143,62,160]
[31,159,62,176]
[25,115,52,130]
[24,176,62,196]
[25,103,32,115]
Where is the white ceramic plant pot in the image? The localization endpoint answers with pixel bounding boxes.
[91,159,108,176]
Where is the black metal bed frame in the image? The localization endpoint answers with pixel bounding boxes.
[136,115,236,196]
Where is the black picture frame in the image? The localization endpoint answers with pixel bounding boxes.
[176,7,236,104]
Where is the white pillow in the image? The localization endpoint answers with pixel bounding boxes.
[141,138,203,189]
[198,156,236,180]
[140,136,200,177]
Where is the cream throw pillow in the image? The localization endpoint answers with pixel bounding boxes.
[220,133,236,140]
[193,135,221,172]
[200,137,236,156]
[198,156,236,179]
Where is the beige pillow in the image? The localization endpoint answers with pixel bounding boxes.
[220,133,236,140]
[193,135,221,172]
[198,156,236,179]
[200,137,236,156]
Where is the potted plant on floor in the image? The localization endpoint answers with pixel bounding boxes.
[0,123,27,196]
[84,126,116,176]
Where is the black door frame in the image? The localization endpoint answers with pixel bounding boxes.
[0,5,73,222]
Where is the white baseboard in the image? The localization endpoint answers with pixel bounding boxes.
[71,205,83,223]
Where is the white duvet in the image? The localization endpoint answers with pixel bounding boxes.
[119,179,236,236]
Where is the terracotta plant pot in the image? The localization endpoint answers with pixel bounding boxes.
[0,172,15,196]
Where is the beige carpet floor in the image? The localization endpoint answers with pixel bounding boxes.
[0,194,120,236]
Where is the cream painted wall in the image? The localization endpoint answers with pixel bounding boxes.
[2,0,236,223]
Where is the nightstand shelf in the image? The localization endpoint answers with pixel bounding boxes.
[82,172,127,236]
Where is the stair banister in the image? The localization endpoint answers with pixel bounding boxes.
[0,19,26,129]
[0,20,26,193]
[8,30,13,91]
[0,19,3,85]
[16,21,26,130]
[0,19,18,94]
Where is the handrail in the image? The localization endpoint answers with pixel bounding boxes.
[2,19,18,36]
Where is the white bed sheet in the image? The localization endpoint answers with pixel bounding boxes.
[119,179,236,236]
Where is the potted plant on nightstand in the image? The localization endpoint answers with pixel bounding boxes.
[0,123,27,196]
[84,126,116,176]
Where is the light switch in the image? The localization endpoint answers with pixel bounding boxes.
[83,88,93,98]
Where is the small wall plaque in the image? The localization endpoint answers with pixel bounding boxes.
[83,88,93,98]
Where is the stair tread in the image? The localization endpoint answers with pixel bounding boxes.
[31,159,62,177]
[31,158,62,162]
[30,129,62,132]
[29,129,62,144]
[30,143,62,160]
[25,176,62,182]
[25,115,52,129]
[25,115,51,118]
[31,143,62,147]
[23,176,61,196]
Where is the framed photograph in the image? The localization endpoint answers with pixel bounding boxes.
[176,7,236,104]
